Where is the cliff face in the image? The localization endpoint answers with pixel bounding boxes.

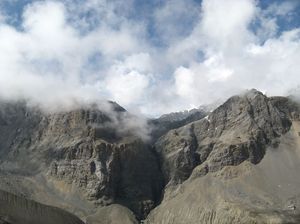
[1,90,300,224]
[0,101,163,221]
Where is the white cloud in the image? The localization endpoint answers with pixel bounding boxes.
[124,53,153,73]
[175,66,196,100]
[166,0,256,66]
[0,0,149,112]
[0,1,88,109]
[167,0,300,110]
[100,54,152,107]
[0,0,299,117]
[103,70,149,106]
[200,0,256,50]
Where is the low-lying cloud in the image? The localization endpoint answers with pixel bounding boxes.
[0,0,299,117]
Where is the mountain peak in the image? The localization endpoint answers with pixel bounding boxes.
[155,91,293,185]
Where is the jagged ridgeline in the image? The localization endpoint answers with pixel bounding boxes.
[1,90,300,224]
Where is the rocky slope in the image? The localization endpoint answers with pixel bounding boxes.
[0,190,84,224]
[1,90,300,224]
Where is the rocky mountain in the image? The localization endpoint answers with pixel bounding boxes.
[0,100,163,222]
[147,90,300,224]
[1,89,300,223]
[155,90,292,185]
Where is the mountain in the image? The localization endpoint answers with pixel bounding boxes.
[146,90,300,224]
[154,89,292,185]
[0,100,163,222]
[1,90,300,223]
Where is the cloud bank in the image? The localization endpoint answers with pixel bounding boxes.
[0,0,299,116]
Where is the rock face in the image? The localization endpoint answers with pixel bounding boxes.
[0,190,84,224]
[1,90,300,224]
[0,101,163,221]
[146,119,300,224]
[145,90,300,224]
[155,90,292,185]
[49,140,163,219]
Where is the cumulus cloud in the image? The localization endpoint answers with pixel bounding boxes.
[0,0,299,117]
[102,66,150,106]
[201,0,256,50]
[168,0,300,112]
[0,1,91,110]
[0,0,147,112]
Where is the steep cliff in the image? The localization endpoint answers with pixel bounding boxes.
[0,101,163,221]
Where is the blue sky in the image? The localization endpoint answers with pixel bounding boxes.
[0,0,299,116]
[2,0,299,38]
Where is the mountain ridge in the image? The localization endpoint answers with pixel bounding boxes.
[1,89,300,223]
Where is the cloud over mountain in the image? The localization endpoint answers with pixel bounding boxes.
[0,0,299,116]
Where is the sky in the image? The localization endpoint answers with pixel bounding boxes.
[0,0,299,117]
